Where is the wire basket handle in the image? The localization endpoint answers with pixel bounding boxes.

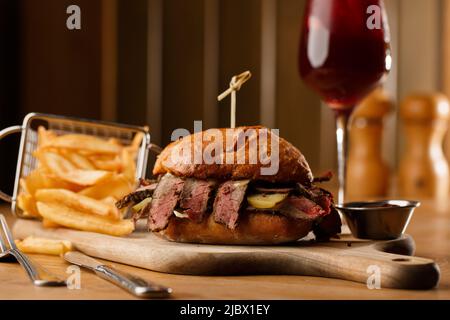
[0,125,23,203]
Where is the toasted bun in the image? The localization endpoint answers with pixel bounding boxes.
[153,126,313,184]
[158,211,313,245]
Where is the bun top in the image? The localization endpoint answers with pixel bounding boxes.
[153,126,313,184]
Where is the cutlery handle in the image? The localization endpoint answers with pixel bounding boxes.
[94,265,172,298]
[11,250,66,286]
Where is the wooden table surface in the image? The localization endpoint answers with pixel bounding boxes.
[0,201,449,300]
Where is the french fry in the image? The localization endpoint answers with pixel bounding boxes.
[41,134,122,155]
[107,138,123,147]
[87,154,116,162]
[36,151,112,186]
[121,148,136,182]
[35,189,119,219]
[37,202,134,236]
[35,149,76,172]
[17,193,40,217]
[42,219,61,228]
[37,126,57,147]
[21,211,37,218]
[15,236,72,256]
[101,196,121,219]
[131,132,144,150]
[79,174,133,200]
[22,169,82,195]
[101,196,117,205]
[88,155,122,172]
[121,133,144,177]
[64,170,113,187]
[19,178,30,195]
[61,151,96,170]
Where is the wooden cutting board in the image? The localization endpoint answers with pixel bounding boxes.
[13,219,440,290]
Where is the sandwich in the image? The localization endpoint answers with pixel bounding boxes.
[116,126,341,244]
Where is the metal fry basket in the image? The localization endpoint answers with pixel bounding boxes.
[0,113,151,217]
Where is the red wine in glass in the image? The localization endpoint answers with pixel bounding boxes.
[299,0,391,203]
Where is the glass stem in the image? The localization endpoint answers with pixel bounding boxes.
[335,111,350,205]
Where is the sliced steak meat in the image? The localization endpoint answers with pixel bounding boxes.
[213,180,250,229]
[279,196,327,221]
[115,183,157,209]
[300,186,333,216]
[313,171,333,183]
[180,179,216,222]
[313,207,342,240]
[148,173,185,231]
[296,183,333,214]
[309,187,333,214]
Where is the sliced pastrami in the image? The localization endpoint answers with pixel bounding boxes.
[148,173,185,231]
[213,180,250,229]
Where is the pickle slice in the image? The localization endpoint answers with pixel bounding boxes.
[132,197,152,212]
[247,193,288,209]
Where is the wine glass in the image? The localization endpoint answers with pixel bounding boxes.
[299,0,391,204]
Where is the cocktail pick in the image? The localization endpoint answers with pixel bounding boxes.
[217,71,252,128]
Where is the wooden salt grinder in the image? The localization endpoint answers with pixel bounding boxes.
[347,88,392,199]
[398,93,450,200]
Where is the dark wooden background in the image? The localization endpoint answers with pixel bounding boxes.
[0,0,447,197]
[0,0,20,195]
[0,0,322,195]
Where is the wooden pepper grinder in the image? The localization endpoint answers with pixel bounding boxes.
[347,88,392,199]
[398,93,450,200]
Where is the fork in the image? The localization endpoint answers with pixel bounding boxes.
[0,214,66,286]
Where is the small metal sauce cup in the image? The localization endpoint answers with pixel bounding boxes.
[335,200,420,240]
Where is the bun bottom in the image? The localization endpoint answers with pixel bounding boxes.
[158,211,313,245]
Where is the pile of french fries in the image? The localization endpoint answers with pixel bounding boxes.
[17,127,142,237]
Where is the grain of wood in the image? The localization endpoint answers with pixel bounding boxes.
[0,201,449,299]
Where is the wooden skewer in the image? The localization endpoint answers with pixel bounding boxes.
[217,71,252,128]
